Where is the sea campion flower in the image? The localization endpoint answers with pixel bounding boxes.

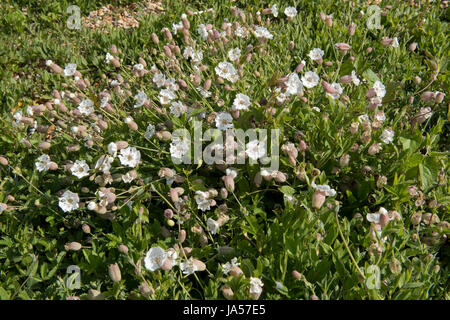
[228,48,241,61]
[284,6,298,18]
[145,124,156,138]
[195,191,212,211]
[253,26,273,40]
[249,277,264,299]
[301,71,320,88]
[95,155,114,173]
[159,88,176,105]
[144,246,167,271]
[325,82,343,99]
[78,99,94,116]
[215,61,239,83]
[380,128,395,144]
[308,48,324,61]
[222,257,240,274]
[108,142,118,157]
[180,257,198,275]
[59,190,79,212]
[118,147,141,168]
[207,218,220,234]
[232,93,251,110]
[35,154,51,172]
[170,137,190,160]
[134,91,147,108]
[216,112,234,130]
[373,81,386,98]
[246,140,266,161]
[63,63,77,77]
[71,160,90,178]
[170,101,186,117]
[285,73,303,95]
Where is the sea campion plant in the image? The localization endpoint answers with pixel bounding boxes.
[0,0,448,300]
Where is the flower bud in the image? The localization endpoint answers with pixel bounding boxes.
[118,244,129,254]
[0,156,8,166]
[223,175,235,193]
[409,42,417,52]
[230,266,244,277]
[65,242,82,251]
[151,33,159,44]
[410,212,422,225]
[221,285,234,300]
[312,190,326,210]
[82,224,91,234]
[108,263,121,282]
[87,289,104,300]
[178,229,186,243]
[38,142,51,150]
[339,154,350,167]
[139,282,155,296]
[292,270,302,280]
[348,23,356,36]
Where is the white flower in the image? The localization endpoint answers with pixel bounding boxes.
[249,277,264,294]
[226,168,238,179]
[312,182,336,196]
[301,71,320,88]
[367,207,388,223]
[232,93,251,111]
[374,111,386,122]
[325,82,343,99]
[159,88,176,105]
[100,96,109,108]
[108,142,118,157]
[228,48,241,61]
[207,218,220,235]
[170,101,186,117]
[170,137,190,160]
[196,86,211,98]
[271,4,279,17]
[180,257,198,275]
[284,6,297,18]
[246,140,266,160]
[78,99,94,116]
[215,61,238,83]
[195,191,211,211]
[145,124,155,139]
[222,258,240,274]
[172,20,183,34]
[134,91,147,108]
[64,63,77,77]
[392,37,399,48]
[45,60,53,66]
[122,172,135,183]
[285,73,303,95]
[118,147,141,167]
[197,24,209,40]
[351,70,360,86]
[166,248,178,266]
[95,155,114,173]
[144,246,167,271]
[380,128,395,144]
[358,114,370,123]
[153,73,166,87]
[235,25,248,38]
[70,160,90,179]
[308,48,324,61]
[373,81,386,98]
[215,112,234,131]
[87,201,97,211]
[254,26,273,39]
[35,154,51,172]
[59,190,79,212]
[133,63,144,71]
[105,52,114,64]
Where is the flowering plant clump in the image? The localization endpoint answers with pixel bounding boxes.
[0,0,449,300]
